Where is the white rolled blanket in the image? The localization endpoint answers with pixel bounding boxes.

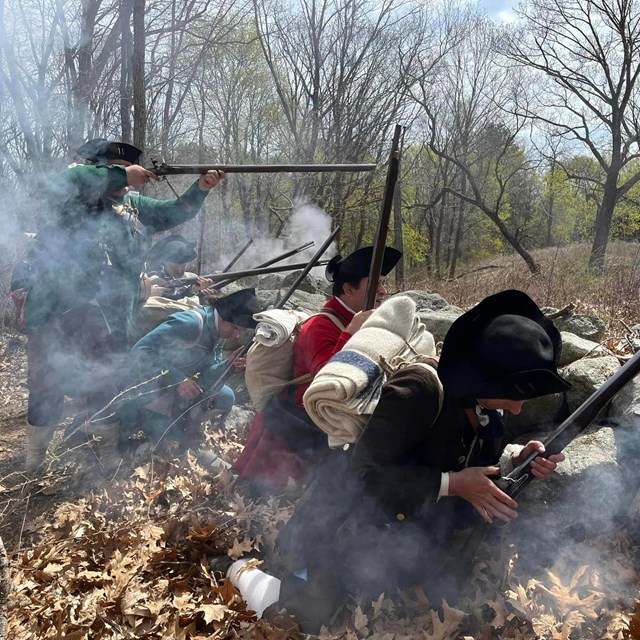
[252,309,310,347]
[303,296,436,447]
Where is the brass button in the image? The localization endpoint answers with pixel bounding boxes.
[396,513,406,522]
[342,443,350,451]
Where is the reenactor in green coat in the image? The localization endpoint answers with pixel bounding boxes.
[23,138,225,473]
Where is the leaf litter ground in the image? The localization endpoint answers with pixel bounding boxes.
[1,331,640,639]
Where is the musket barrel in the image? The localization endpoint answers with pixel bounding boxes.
[364,125,402,310]
[211,241,316,290]
[221,238,254,273]
[170,259,329,287]
[150,162,377,176]
[257,241,315,268]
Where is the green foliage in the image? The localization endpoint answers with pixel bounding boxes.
[541,159,598,246]
[401,222,429,264]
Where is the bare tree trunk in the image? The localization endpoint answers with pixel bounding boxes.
[491,213,539,273]
[393,177,404,288]
[120,0,134,141]
[589,172,618,271]
[545,191,555,247]
[196,86,206,274]
[435,193,445,279]
[132,0,146,153]
[448,172,466,279]
[0,0,40,164]
[64,0,101,147]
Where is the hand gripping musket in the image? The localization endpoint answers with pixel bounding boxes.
[163,258,329,289]
[149,160,377,175]
[206,227,340,394]
[454,349,640,578]
[363,125,402,310]
[497,349,640,498]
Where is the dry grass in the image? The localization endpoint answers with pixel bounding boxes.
[403,241,640,337]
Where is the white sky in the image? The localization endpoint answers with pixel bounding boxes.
[480,0,518,23]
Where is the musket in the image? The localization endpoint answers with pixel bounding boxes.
[221,239,254,273]
[453,349,640,579]
[497,349,640,498]
[164,259,329,288]
[149,160,376,176]
[256,241,314,269]
[364,125,402,310]
[207,227,340,392]
[210,240,315,290]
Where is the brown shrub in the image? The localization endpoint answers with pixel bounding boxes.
[402,241,640,338]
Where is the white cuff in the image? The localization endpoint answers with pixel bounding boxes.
[437,472,450,501]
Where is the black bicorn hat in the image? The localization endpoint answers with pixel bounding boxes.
[76,138,142,165]
[147,235,198,265]
[438,289,571,402]
[214,288,262,329]
[325,245,402,283]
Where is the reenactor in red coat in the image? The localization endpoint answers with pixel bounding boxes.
[233,245,402,492]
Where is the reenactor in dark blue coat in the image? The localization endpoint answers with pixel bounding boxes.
[275,290,570,633]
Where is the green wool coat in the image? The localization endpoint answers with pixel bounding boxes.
[26,164,208,343]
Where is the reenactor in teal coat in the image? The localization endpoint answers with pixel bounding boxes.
[119,288,262,450]
[24,138,225,473]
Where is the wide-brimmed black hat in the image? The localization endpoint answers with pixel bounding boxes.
[214,288,262,329]
[76,138,142,165]
[438,289,570,402]
[147,235,197,265]
[325,246,402,283]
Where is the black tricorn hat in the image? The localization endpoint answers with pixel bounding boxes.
[214,288,262,329]
[325,246,402,283]
[147,235,197,265]
[76,138,142,165]
[438,289,570,402]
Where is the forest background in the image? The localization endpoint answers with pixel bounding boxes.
[3,2,640,637]
[2,0,640,318]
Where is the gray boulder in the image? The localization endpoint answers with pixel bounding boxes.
[553,313,606,342]
[282,270,318,294]
[393,290,450,312]
[562,355,620,412]
[224,405,255,435]
[235,275,260,287]
[284,290,327,312]
[505,355,621,437]
[257,273,286,290]
[255,289,280,309]
[215,281,243,295]
[417,306,464,343]
[607,374,640,427]
[559,331,609,367]
[627,325,640,351]
[316,277,331,294]
[255,288,327,312]
[504,392,565,438]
